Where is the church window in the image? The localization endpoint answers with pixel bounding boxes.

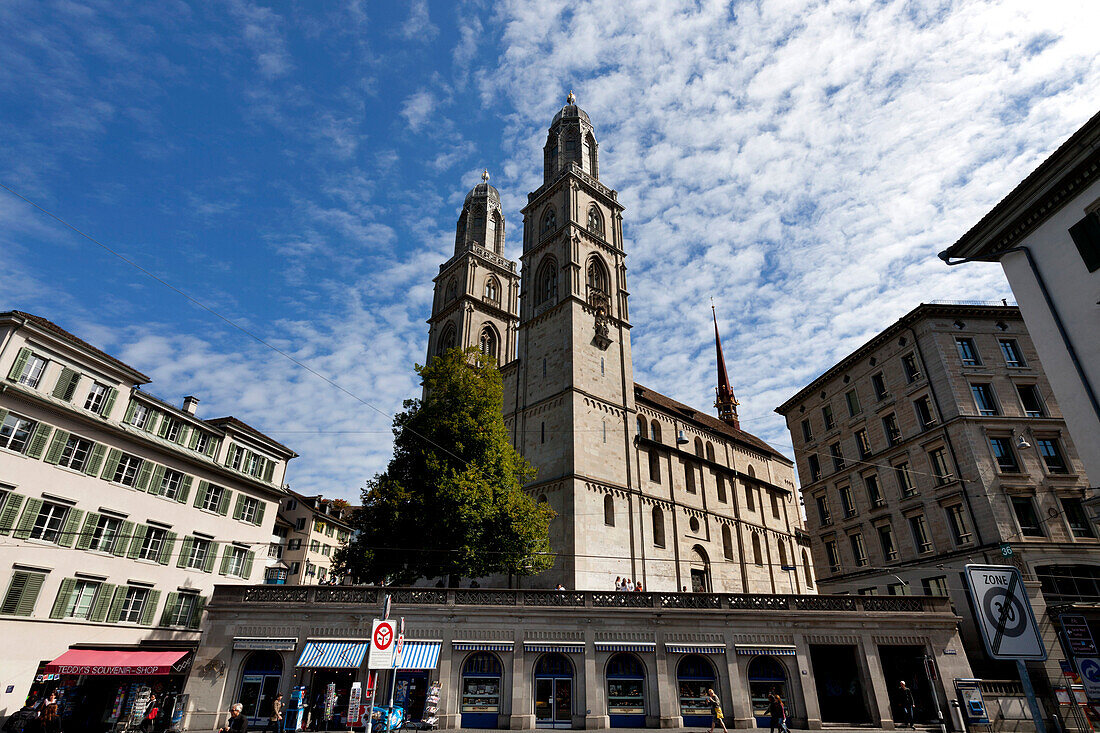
[722,525,733,560]
[542,358,547,377]
[437,323,457,355]
[535,258,558,305]
[752,534,763,566]
[540,207,557,235]
[650,421,661,442]
[484,276,500,305]
[745,483,755,511]
[649,450,661,483]
[716,475,726,503]
[479,326,498,360]
[546,141,558,176]
[492,210,504,254]
[565,135,577,152]
[541,422,545,444]
[604,495,614,527]
[586,133,598,177]
[694,437,704,457]
[747,465,756,478]
[652,507,665,548]
[445,278,457,303]
[684,461,696,493]
[778,541,788,567]
[705,442,715,462]
[587,206,604,237]
[586,256,609,295]
[637,416,647,438]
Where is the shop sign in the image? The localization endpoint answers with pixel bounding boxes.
[233,637,298,651]
[54,665,169,676]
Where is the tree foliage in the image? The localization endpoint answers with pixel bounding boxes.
[333,348,553,586]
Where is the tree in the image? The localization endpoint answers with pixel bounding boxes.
[333,348,553,586]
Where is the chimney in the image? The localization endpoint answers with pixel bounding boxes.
[182,396,200,415]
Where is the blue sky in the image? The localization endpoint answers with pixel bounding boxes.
[2,0,1098,500]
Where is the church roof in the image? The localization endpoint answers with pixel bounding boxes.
[634,383,791,464]
[551,103,591,128]
[464,181,500,205]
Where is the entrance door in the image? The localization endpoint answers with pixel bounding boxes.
[747,656,789,728]
[809,645,869,724]
[534,653,574,728]
[878,645,938,724]
[237,651,284,727]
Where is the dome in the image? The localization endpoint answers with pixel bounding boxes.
[464,181,500,206]
[551,103,591,128]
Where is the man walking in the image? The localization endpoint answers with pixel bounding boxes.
[268,693,284,732]
[897,681,915,728]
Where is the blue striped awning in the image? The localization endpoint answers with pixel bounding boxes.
[666,644,725,654]
[524,642,585,653]
[735,645,797,656]
[395,641,442,670]
[453,641,514,652]
[296,642,369,668]
[595,643,656,653]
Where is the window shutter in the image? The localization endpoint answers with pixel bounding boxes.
[99,387,118,418]
[52,367,78,400]
[124,400,137,423]
[105,586,126,623]
[218,546,232,575]
[135,461,154,492]
[50,578,78,619]
[176,425,190,446]
[2,571,45,617]
[25,424,53,459]
[13,498,44,540]
[177,536,194,568]
[160,592,181,626]
[263,460,276,483]
[75,512,100,551]
[217,489,232,516]
[233,494,246,520]
[177,475,193,504]
[206,438,220,458]
[89,583,115,622]
[159,531,176,565]
[0,493,26,535]
[148,465,166,495]
[7,347,30,381]
[83,443,106,475]
[187,595,206,629]
[144,409,160,434]
[44,430,70,464]
[253,501,266,527]
[127,525,148,559]
[100,448,122,480]
[241,550,255,580]
[57,508,84,548]
[1,572,29,614]
[157,417,171,439]
[139,589,161,626]
[224,444,238,467]
[204,542,219,573]
[193,480,210,509]
[188,429,199,449]
[112,521,134,556]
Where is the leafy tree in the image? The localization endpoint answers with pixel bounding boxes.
[333,348,553,586]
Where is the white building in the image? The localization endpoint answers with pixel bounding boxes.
[0,310,296,726]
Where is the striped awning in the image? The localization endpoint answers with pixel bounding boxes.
[595,642,656,653]
[735,645,797,656]
[453,641,514,652]
[666,644,726,654]
[524,642,585,653]
[395,641,442,670]
[296,642,369,668]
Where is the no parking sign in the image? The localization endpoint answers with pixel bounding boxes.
[368,619,397,669]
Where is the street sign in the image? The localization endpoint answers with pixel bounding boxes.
[395,633,405,660]
[1077,658,1100,702]
[1061,615,1099,656]
[964,564,1046,660]
[1000,543,1014,558]
[368,618,397,669]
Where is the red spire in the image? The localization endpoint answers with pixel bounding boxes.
[712,305,740,430]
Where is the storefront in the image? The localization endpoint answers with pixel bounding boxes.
[739,647,794,728]
[676,653,719,727]
[459,651,505,728]
[390,640,442,724]
[231,638,296,728]
[605,653,646,727]
[531,650,577,729]
[295,640,369,729]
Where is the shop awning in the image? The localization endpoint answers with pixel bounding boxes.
[44,649,190,676]
[595,642,656,653]
[735,644,797,656]
[395,641,442,670]
[666,644,726,654]
[524,642,585,653]
[296,642,369,668]
[453,641,513,652]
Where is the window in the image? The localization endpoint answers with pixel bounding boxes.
[587,206,604,236]
[871,373,888,400]
[1070,211,1100,272]
[721,525,733,559]
[801,419,813,443]
[752,534,763,565]
[945,504,972,545]
[908,514,932,553]
[161,419,181,442]
[859,587,880,595]
[1012,497,1045,537]
[30,501,69,543]
[901,353,920,383]
[0,412,36,453]
[193,432,210,454]
[888,582,912,596]
[855,429,871,459]
[138,527,166,561]
[202,484,225,513]
[310,540,321,553]
[849,533,868,567]
[186,538,211,570]
[955,337,980,366]
[822,404,835,430]
[1037,439,1069,473]
[1062,499,1096,539]
[289,561,301,575]
[225,546,248,577]
[895,462,916,498]
[90,515,122,553]
[652,507,665,548]
[15,354,48,388]
[604,495,614,527]
[914,396,936,429]
[169,593,198,627]
[922,576,949,597]
[63,580,100,619]
[802,550,814,588]
[684,462,696,493]
[971,384,999,416]
[1,571,46,616]
[882,413,901,447]
[118,587,148,623]
[716,475,726,503]
[84,382,109,413]
[288,538,301,550]
[864,473,884,507]
[1000,339,1025,367]
[239,497,259,524]
[745,483,755,511]
[535,258,558,305]
[1017,384,1046,417]
[770,491,781,519]
[648,450,661,483]
[295,517,306,531]
[839,485,856,518]
[877,524,898,561]
[990,437,1020,472]
[160,469,184,499]
[540,207,557,235]
[824,540,840,572]
[484,277,500,304]
[829,442,844,471]
[928,448,953,485]
[845,389,861,417]
[113,453,143,486]
[816,494,831,525]
[130,403,149,429]
[321,545,332,557]
[807,454,821,482]
[56,435,93,471]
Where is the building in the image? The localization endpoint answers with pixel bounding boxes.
[939,109,1100,489]
[774,303,1098,694]
[0,310,296,726]
[425,94,808,594]
[276,489,354,585]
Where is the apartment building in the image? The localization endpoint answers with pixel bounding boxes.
[278,489,354,584]
[775,303,1097,683]
[0,310,296,726]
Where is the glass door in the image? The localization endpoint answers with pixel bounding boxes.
[535,679,554,724]
[554,678,571,725]
[535,677,572,728]
[240,675,264,721]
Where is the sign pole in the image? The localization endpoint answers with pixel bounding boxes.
[1015,659,1047,733]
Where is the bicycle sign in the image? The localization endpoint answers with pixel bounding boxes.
[965,564,1046,660]
[368,619,397,669]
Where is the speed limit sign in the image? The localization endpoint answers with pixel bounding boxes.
[965,564,1046,660]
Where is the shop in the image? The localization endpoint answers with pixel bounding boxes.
[231,638,296,729]
[740,647,794,728]
[295,641,369,729]
[532,651,576,729]
[390,640,442,724]
[458,650,505,728]
[605,653,646,727]
[676,653,719,727]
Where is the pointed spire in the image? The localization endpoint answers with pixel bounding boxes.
[712,303,740,430]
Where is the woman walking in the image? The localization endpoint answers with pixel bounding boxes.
[704,689,727,733]
[767,691,787,733]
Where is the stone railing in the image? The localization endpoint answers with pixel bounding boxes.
[224,586,949,614]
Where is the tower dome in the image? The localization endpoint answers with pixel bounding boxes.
[455,170,506,256]
[544,91,599,184]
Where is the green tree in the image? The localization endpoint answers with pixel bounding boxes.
[333,348,553,586]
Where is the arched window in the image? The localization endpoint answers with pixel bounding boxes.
[636,416,647,438]
[747,465,756,478]
[586,256,609,295]
[445,278,457,302]
[651,421,662,442]
[546,140,559,178]
[803,550,814,588]
[722,524,733,560]
[541,207,557,235]
[484,277,500,305]
[479,326,498,360]
[587,205,604,237]
[752,534,762,565]
[604,495,615,527]
[778,541,788,567]
[586,133,598,178]
[705,442,715,462]
[437,323,457,355]
[716,475,726,503]
[491,210,504,254]
[689,545,711,593]
[238,651,283,722]
[694,437,704,457]
[649,450,661,483]
[684,461,696,494]
[652,507,665,548]
[745,483,755,511]
[535,258,558,305]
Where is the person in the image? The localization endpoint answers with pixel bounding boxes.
[40,691,60,733]
[267,693,284,733]
[614,576,622,591]
[635,583,644,592]
[704,688,727,733]
[218,702,248,733]
[555,584,566,591]
[897,681,915,728]
[141,693,159,733]
[625,578,635,591]
[681,585,688,592]
[767,691,786,733]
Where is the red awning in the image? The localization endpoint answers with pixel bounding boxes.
[44,649,190,676]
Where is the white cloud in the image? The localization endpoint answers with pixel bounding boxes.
[401,89,437,132]
[400,0,439,42]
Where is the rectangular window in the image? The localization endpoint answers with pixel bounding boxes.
[816,495,831,526]
[58,436,93,471]
[945,504,972,545]
[859,587,880,595]
[170,593,197,626]
[90,515,121,553]
[1037,439,1069,473]
[1062,498,1096,539]
[801,419,813,443]
[845,389,861,417]
[31,502,69,543]
[0,412,36,453]
[648,450,661,483]
[84,382,109,413]
[824,540,840,572]
[770,491,781,519]
[239,497,259,524]
[871,373,888,400]
[186,538,210,570]
[1012,497,1045,537]
[895,462,916,498]
[289,561,300,575]
[902,353,920,383]
[162,419,181,442]
[161,469,183,499]
[1017,384,1046,417]
[193,432,209,454]
[113,454,143,486]
[226,547,247,577]
[830,442,845,471]
[202,485,224,512]
[914,396,937,429]
[16,354,48,388]
[745,485,755,512]
[684,461,696,494]
[1070,211,1100,272]
[877,524,898,561]
[295,517,306,531]
[922,576,949,597]
[882,413,901,447]
[285,499,298,511]
[119,587,148,623]
[956,337,980,366]
[822,404,836,430]
[1000,339,1025,367]
[888,582,912,596]
[864,473,884,508]
[849,533,868,567]
[138,527,166,561]
[65,580,100,619]
[839,485,856,518]
[229,446,243,470]
[310,540,321,553]
[908,514,932,553]
[322,544,332,557]
[990,437,1020,472]
[928,448,953,485]
[855,429,872,460]
[807,455,821,482]
[130,403,149,429]
[971,384,1000,416]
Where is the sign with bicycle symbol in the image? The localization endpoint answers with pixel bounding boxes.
[965,564,1046,660]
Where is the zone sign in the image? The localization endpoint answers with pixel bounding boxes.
[964,564,1046,661]
[368,619,397,669]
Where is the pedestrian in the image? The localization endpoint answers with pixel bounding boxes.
[625,578,635,591]
[267,693,284,733]
[767,691,786,733]
[218,702,248,733]
[141,693,159,732]
[704,688,727,733]
[681,585,688,593]
[39,691,60,733]
[635,583,644,592]
[897,681,915,728]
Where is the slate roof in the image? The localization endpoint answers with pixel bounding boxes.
[206,416,298,458]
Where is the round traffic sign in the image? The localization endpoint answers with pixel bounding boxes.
[374,622,394,649]
[982,588,1027,638]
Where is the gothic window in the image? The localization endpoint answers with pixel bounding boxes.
[803,550,814,588]
[652,507,665,548]
[455,215,467,249]
[484,276,500,305]
[492,210,504,254]
[535,257,558,305]
[649,450,661,483]
[540,207,557,236]
[586,133,598,178]
[546,139,559,177]
[604,495,615,527]
[437,323,457,355]
[694,437,704,457]
[705,442,715,462]
[445,278,457,303]
[587,205,604,237]
[587,256,609,294]
[479,326,499,360]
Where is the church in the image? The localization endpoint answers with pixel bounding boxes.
[425,95,810,594]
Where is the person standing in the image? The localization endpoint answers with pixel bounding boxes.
[40,691,61,733]
[141,693,159,733]
[704,688,727,733]
[218,703,249,733]
[767,691,786,733]
[268,693,284,732]
[897,681,915,728]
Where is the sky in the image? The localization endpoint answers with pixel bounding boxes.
[2,0,1097,501]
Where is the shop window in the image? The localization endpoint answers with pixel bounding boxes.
[606,653,645,725]
[461,652,503,727]
[677,655,718,725]
[747,656,789,726]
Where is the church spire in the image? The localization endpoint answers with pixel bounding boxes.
[712,304,740,429]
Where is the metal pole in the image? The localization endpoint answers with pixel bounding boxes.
[1016,659,1048,733]
[923,655,947,733]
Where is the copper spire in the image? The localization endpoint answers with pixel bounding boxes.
[712,304,740,429]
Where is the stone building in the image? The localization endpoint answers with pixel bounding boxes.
[0,310,296,725]
[774,303,1098,688]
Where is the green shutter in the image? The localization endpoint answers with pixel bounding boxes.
[44,430,70,464]
[148,465,167,495]
[105,586,126,623]
[217,489,232,516]
[144,409,160,434]
[25,424,53,459]
[52,367,79,400]
[113,520,135,556]
[0,408,8,424]
[188,429,200,449]
[2,571,46,617]
[253,501,266,527]
[241,550,255,580]
[263,460,276,483]
[203,542,218,573]
[75,512,100,551]
[139,589,161,626]
[193,480,210,509]
[135,461,154,492]
[88,583,115,622]
[177,536,194,568]
[218,545,232,575]
[177,475,192,504]
[100,448,122,480]
[57,508,84,548]
[0,493,26,535]
[124,400,137,423]
[233,494,246,520]
[187,595,206,629]
[159,531,176,565]
[7,347,31,381]
[176,425,190,446]
[224,444,237,467]
[160,592,181,627]
[127,525,148,559]
[206,438,220,458]
[83,443,106,475]
[50,578,78,619]
[99,387,117,418]
[13,498,44,540]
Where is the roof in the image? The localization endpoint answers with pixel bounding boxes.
[1,310,151,383]
[940,108,1100,261]
[634,383,791,464]
[205,416,298,458]
[551,103,592,128]
[464,181,501,206]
